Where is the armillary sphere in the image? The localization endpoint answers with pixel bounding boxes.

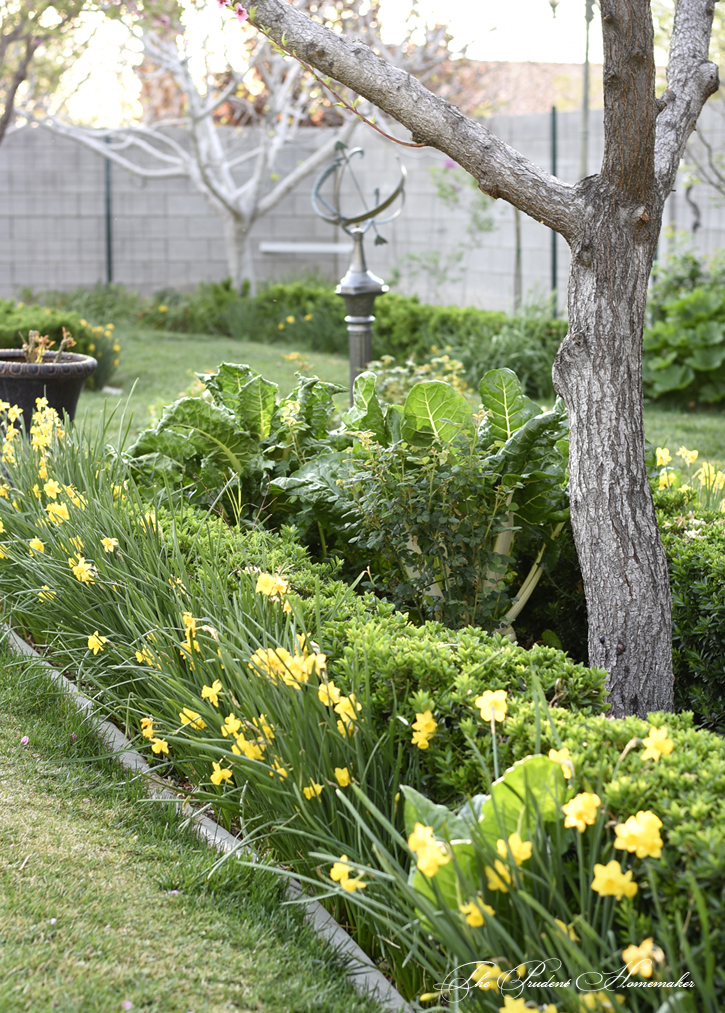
[311,145,406,236]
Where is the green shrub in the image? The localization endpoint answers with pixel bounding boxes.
[372,292,507,363]
[0,299,119,389]
[323,610,607,802]
[20,281,144,327]
[648,247,725,324]
[446,308,568,402]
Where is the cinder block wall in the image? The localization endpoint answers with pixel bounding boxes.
[1,106,723,311]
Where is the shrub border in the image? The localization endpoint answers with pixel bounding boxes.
[4,624,413,1013]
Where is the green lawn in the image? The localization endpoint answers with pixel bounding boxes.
[0,648,381,1013]
[75,328,350,446]
[75,327,725,466]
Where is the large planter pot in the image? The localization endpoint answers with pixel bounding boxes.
[0,351,98,430]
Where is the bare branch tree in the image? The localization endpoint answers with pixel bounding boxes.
[239,0,718,717]
[39,0,456,294]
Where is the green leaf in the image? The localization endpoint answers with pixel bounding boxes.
[342,371,387,443]
[479,368,541,443]
[401,381,473,447]
[238,374,278,440]
[477,755,568,843]
[155,398,256,475]
[410,839,477,913]
[402,785,474,842]
[647,363,695,396]
[384,403,404,444]
[288,375,347,439]
[683,346,725,372]
[200,363,256,411]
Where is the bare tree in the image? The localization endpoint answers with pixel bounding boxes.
[242,0,719,718]
[40,1,455,294]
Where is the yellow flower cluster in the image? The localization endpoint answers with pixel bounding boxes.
[329,855,366,892]
[562,792,601,833]
[407,823,450,878]
[614,810,663,859]
[249,641,326,690]
[316,679,362,736]
[458,898,495,926]
[68,553,96,584]
[621,937,664,978]
[255,572,292,611]
[411,709,437,750]
[0,401,23,465]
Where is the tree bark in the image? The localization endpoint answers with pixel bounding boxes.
[222,213,256,295]
[247,0,719,717]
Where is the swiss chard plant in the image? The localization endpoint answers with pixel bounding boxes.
[302,367,571,631]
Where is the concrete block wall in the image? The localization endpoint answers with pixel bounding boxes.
[1,106,724,311]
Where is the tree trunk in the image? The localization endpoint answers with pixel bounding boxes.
[552,190,673,717]
[222,214,256,296]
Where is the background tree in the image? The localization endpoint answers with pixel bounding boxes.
[40,0,455,293]
[0,0,93,147]
[240,0,718,718]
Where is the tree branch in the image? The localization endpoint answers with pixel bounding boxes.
[655,0,719,196]
[601,0,657,201]
[248,0,580,238]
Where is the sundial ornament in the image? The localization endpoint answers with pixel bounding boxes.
[312,145,406,400]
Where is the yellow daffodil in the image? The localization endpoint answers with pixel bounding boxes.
[28,537,44,555]
[485,859,512,893]
[498,998,528,1012]
[548,746,574,778]
[140,718,154,740]
[591,860,638,900]
[622,937,664,978]
[677,446,698,466]
[87,631,107,655]
[46,502,70,524]
[470,963,503,992]
[658,471,676,490]
[334,766,351,787]
[318,680,341,706]
[101,537,119,553]
[474,689,508,722]
[38,585,55,601]
[655,447,672,467]
[411,709,437,749]
[179,708,206,730]
[554,918,580,941]
[459,899,495,926]
[255,572,289,597]
[330,855,367,892]
[614,810,663,859]
[68,555,95,584]
[210,761,233,785]
[269,760,288,779]
[232,736,265,761]
[562,792,601,833]
[334,694,362,733]
[641,725,673,762]
[220,712,242,738]
[302,781,324,800]
[408,823,451,877]
[151,737,169,755]
[251,714,274,740]
[496,832,532,866]
[135,646,155,666]
[201,679,222,707]
[43,479,61,499]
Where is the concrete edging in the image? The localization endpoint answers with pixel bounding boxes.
[4,625,414,1013]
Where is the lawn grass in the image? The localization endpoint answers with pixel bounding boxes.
[0,645,381,1013]
[642,402,725,465]
[75,328,350,445]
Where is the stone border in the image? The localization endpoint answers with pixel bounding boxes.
[4,626,414,1013]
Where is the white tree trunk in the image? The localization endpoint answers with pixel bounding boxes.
[222,213,256,295]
